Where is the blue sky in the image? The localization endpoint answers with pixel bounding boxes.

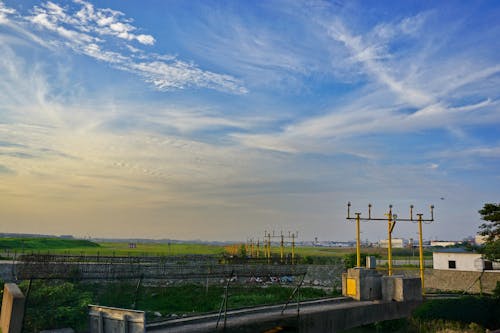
[0,0,499,242]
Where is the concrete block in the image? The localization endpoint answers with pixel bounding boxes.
[397,277,422,301]
[342,268,382,301]
[382,276,397,301]
[0,283,25,333]
[382,276,422,301]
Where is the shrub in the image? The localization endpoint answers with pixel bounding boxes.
[412,296,500,330]
[20,281,92,333]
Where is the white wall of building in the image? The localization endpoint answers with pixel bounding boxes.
[433,252,485,271]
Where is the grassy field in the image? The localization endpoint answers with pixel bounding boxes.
[0,237,431,259]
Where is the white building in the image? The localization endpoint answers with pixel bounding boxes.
[379,238,406,248]
[430,240,458,247]
[433,248,493,271]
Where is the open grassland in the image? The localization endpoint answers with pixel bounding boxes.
[0,237,431,259]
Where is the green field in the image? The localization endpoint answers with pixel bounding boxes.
[0,237,431,260]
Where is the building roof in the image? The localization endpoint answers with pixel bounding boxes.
[433,248,479,254]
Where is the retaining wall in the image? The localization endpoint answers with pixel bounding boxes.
[0,262,344,288]
[425,269,500,294]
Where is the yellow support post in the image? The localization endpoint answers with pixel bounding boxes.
[291,233,295,265]
[280,233,284,263]
[418,213,425,295]
[387,205,393,276]
[355,213,361,267]
[267,233,271,264]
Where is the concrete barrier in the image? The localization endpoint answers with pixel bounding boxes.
[89,305,145,333]
[342,268,382,301]
[0,283,25,333]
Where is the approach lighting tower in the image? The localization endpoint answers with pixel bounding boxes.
[346,202,434,293]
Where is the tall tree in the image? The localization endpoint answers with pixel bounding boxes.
[478,203,500,262]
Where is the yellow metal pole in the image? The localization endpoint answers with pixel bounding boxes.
[257,240,260,258]
[387,206,393,276]
[418,214,425,295]
[268,233,271,263]
[292,233,295,265]
[280,233,284,263]
[355,213,361,267]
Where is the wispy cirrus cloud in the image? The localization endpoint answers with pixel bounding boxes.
[233,6,500,155]
[2,0,247,93]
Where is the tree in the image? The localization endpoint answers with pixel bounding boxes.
[478,203,500,262]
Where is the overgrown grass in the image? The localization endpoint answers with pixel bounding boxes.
[412,296,500,330]
[18,280,329,332]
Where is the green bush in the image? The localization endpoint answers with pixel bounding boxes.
[412,296,500,330]
[493,281,500,297]
[343,253,378,269]
[299,255,342,265]
[20,281,92,333]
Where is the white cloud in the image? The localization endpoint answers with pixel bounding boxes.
[0,1,16,24]
[18,0,246,94]
[439,146,500,159]
[136,34,154,45]
[428,163,439,170]
[327,19,434,107]
[128,60,247,93]
[72,0,155,45]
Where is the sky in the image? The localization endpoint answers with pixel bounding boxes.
[0,0,499,242]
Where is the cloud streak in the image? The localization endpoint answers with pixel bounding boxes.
[233,6,500,155]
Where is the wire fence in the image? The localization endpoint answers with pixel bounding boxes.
[14,254,307,281]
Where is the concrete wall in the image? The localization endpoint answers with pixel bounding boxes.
[303,264,344,289]
[433,252,484,271]
[0,261,345,288]
[297,300,421,333]
[0,262,15,281]
[425,269,500,294]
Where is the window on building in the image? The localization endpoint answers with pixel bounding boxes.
[448,260,456,269]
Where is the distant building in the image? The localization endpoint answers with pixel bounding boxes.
[59,235,74,239]
[379,238,406,248]
[430,240,458,247]
[433,248,493,271]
